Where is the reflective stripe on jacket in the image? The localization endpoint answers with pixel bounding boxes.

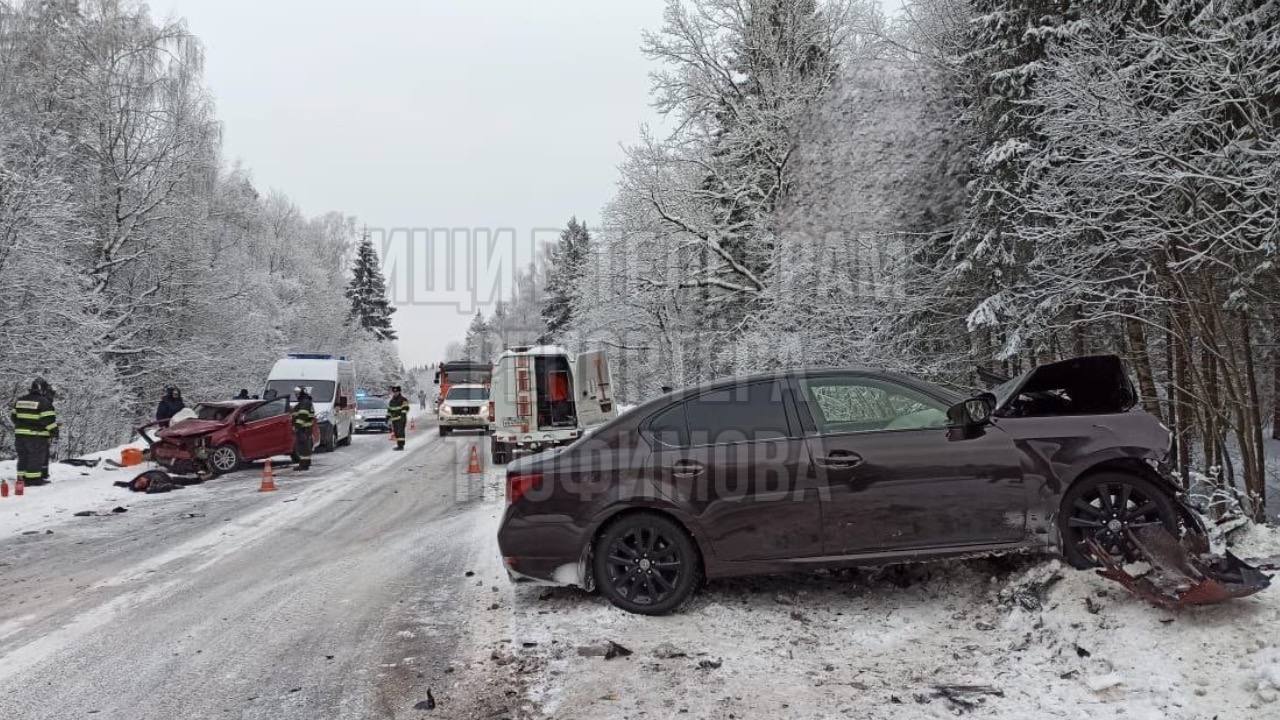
[387,395,410,420]
[292,400,316,429]
[11,394,56,438]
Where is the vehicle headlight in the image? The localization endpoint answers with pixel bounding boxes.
[441,405,452,415]
[317,410,331,423]
[355,413,364,421]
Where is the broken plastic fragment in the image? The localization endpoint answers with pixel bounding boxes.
[1089,526,1272,609]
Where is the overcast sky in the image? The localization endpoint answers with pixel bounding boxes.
[161,1,902,370]
[161,0,667,368]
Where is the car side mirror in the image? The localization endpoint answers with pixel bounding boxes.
[948,393,995,427]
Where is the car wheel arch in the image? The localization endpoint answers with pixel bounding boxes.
[1062,457,1178,497]
[1051,458,1185,556]
[584,505,710,588]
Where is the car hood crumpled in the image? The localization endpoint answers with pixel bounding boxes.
[159,419,224,439]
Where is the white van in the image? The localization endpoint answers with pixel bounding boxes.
[265,353,357,452]
[489,345,614,463]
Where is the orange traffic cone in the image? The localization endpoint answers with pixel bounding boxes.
[466,445,483,474]
[0,479,8,498]
[14,478,23,496]
[259,459,277,492]
[409,418,417,433]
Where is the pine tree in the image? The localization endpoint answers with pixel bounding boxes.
[464,312,492,361]
[540,217,592,343]
[345,233,397,341]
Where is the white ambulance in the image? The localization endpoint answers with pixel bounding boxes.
[264,353,357,452]
[488,345,614,463]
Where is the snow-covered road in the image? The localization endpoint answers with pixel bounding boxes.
[3,427,1279,720]
[0,423,498,719]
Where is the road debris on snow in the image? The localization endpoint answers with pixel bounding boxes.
[412,689,436,710]
[1089,526,1271,609]
[577,641,632,660]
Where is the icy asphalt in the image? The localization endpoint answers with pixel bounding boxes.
[0,422,494,719]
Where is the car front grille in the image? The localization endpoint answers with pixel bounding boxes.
[451,406,480,416]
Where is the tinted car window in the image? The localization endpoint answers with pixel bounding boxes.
[648,381,791,447]
[800,377,947,434]
[357,397,387,410]
[647,403,688,447]
[242,398,288,424]
[685,381,791,445]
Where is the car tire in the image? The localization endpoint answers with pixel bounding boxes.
[317,423,335,453]
[337,424,352,447]
[1059,471,1179,569]
[593,512,702,616]
[208,444,242,476]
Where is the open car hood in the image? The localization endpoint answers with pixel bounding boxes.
[159,419,226,439]
[992,355,1137,418]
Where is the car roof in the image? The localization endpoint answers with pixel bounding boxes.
[448,384,487,389]
[199,400,258,408]
[628,366,959,418]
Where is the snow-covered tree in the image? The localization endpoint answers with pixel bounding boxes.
[345,232,397,341]
[540,217,592,343]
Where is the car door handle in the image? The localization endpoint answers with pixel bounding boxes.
[815,452,863,469]
[671,460,705,477]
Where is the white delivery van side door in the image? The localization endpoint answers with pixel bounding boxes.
[574,350,615,427]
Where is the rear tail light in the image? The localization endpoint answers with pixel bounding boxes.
[487,400,495,422]
[506,473,542,505]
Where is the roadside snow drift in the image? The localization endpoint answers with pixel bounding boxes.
[440,495,1280,720]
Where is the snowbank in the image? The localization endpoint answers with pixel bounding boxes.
[0,439,154,536]
[448,501,1280,720]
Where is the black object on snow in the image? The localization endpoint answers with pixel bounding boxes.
[412,690,436,710]
[61,457,101,468]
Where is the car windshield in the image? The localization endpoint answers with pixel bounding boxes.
[357,397,387,410]
[193,404,235,422]
[447,386,488,401]
[443,370,490,384]
[265,380,336,403]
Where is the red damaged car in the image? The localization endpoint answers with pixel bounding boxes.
[143,397,316,476]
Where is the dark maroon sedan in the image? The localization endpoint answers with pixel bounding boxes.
[497,356,1197,614]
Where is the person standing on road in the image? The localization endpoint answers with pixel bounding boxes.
[156,387,185,425]
[234,389,250,400]
[291,386,316,471]
[388,385,410,452]
[11,378,58,486]
[418,389,427,410]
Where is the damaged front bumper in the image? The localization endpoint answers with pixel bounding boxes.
[1089,524,1272,610]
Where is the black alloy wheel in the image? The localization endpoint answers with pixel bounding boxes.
[1060,472,1178,569]
[594,512,700,615]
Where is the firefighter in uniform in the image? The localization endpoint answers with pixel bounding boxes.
[388,385,410,451]
[11,378,57,486]
[291,386,316,471]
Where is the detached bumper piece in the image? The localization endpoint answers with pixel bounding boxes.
[1089,526,1272,609]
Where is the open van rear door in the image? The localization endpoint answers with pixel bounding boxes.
[575,350,615,427]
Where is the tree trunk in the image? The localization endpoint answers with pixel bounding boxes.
[1125,317,1161,421]
[1240,313,1267,521]
[1273,345,1280,440]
